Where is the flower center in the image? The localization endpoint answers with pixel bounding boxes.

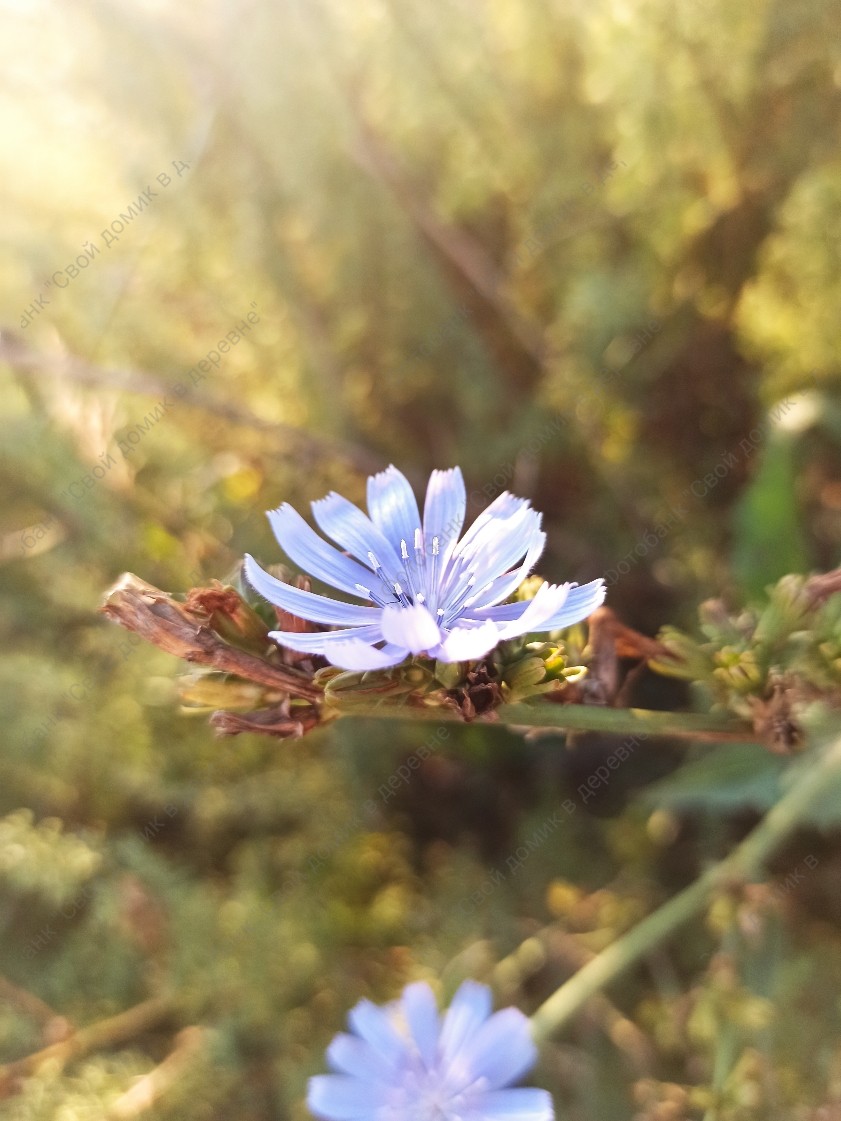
[352,528,495,631]
[395,1066,466,1121]
[353,528,442,611]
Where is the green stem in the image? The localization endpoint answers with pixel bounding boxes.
[498,703,751,741]
[530,730,841,1043]
[334,700,759,743]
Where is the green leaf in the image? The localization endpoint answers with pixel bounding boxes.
[731,430,809,599]
[642,743,787,814]
[643,734,841,828]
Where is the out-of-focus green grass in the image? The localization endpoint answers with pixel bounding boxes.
[1,0,841,1116]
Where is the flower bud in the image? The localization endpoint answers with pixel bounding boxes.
[185,582,271,651]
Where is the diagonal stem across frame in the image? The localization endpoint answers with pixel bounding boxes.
[528,728,841,1042]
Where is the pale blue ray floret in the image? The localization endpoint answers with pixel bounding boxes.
[244,465,605,672]
[307,979,554,1121]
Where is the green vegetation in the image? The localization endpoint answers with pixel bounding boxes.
[2,0,841,1116]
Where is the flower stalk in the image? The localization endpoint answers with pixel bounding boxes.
[329,700,761,744]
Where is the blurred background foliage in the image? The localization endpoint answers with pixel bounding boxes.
[2,0,841,1116]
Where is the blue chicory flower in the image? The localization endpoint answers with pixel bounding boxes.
[245,465,604,671]
[307,979,554,1121]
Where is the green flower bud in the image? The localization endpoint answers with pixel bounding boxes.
[178,671,273,712]
[434,660,465,689]
[754,575,812,646]
[712,647,762,694]
[650,627,712,682]
[503,656,547,692]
